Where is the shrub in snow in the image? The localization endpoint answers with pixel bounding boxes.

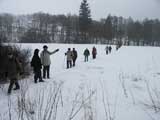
[0,44,31,83]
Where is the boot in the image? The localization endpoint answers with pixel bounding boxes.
[39,79,44,82]
[13,87,20,90]
[13,82,20,90]
[8,89,11,94]
[34,79,37,83]
[8,82,14,94]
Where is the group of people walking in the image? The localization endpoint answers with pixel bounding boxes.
[5,44,115,94]
[31,45,59,83]
[31,45,100,85]
[4,45,59,94]
[65,48,78,68]
[105,45,112,55]
[83,46,97,62]
[30,46,79,85]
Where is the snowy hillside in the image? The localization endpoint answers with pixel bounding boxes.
[0,43,160,120]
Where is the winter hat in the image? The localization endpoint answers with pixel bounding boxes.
[34,49,39,55]
[43,45,48,49]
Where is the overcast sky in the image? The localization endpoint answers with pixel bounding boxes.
[0,0,160,20]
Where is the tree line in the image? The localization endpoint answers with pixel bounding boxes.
[0,0,160,46]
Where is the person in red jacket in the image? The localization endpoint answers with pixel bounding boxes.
[92,46,97,59]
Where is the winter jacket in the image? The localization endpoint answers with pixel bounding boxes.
[72,50,77,60]
[108,46,112,51]
[6,57,21,79]
[92,47,97,55]
[65,50,73,61]
[40,49,58,66]
[84,49,90,56]
[31,55,42,72]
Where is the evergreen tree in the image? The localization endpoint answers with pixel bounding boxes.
[143,19,153,45]
[79,0,92,43]
[65,15,72,43]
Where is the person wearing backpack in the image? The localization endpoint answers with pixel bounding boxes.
[83,48,90,62]
[72,48,78,67]
[6,51,22,94]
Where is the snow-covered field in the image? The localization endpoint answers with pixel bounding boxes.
[1,43,160,120]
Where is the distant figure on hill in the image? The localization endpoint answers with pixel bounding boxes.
[65,48,73,69]
[84,48,90,62]
[6,51,22,94]
[31,49,44,83]
[72,48,78,67]
[40,45,59,79]
[92,46,97,59]
[108,46,112,53]
[105,45,109,55]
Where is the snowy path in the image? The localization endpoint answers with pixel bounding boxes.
[1,44,160,120]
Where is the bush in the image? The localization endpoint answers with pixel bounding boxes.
[0,44,31,83]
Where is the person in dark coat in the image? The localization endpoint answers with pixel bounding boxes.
[72,48,78,67]
[6,52,22,94]
[108,46,112,53]
[92,46,97,59]
[83,48,90,62]
[31,49,44,83]
[105,46,109,55]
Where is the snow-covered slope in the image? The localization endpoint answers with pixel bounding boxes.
[0,44,160,120]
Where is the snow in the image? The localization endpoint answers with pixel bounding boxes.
[1,43,160,120]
